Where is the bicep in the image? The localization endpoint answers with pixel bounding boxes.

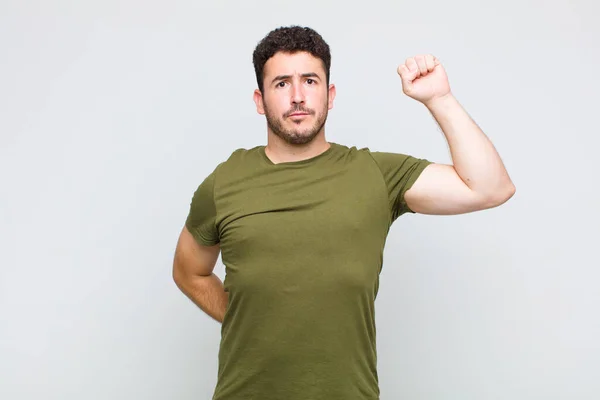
[173,225,220,281]
[404,163,489,215]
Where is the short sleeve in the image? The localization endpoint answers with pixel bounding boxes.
[368,151,432,221]
[185,169,220,246]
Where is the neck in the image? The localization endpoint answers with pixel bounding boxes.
[264,130,331,164]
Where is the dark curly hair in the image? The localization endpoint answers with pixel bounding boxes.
[252,26,331,93]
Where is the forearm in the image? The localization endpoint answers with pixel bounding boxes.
[176,273,228,323]
[425,93,515,198]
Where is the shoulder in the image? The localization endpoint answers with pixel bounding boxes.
[190,147,251,188]
[329,142,402,167]
[223,145,264,165]
[320,142,410,175]
[328,142,375,162]
[329,142,397,158]
[207,146,262,176]
[334,143,432,179]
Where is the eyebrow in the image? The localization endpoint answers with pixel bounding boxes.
[271,72,320,85]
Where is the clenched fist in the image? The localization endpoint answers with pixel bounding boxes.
[397,54,451,106]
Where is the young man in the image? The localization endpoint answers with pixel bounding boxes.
[173,26,515,400]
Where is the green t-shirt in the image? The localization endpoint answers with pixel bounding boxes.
[185,142,431,400]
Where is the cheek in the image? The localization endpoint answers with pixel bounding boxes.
[314,95,329,111]
[268,93,290,111]
[264,96,285,114]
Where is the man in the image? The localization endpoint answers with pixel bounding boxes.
[172,26,515,400]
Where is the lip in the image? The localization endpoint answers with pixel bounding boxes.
[289,113,309,117]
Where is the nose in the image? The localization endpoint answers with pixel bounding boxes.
[291,83,305,104]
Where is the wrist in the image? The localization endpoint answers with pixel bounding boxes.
[423,92,456,112]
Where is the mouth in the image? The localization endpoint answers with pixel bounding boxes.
[288,113,309,117]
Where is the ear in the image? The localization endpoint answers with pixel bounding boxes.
[327,83,336,110]
[253,89,265,115]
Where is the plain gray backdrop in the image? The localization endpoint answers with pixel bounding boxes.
[1,1,598,399]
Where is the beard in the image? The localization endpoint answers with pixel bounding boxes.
[264,102,328,145]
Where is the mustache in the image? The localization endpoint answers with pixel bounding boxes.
[284,106,314,117]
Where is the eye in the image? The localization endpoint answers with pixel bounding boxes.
[307,78,315,84]
[277,81,286,88]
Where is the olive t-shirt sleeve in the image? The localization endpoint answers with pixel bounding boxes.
[185,169,220,246]
[368,151,432,220]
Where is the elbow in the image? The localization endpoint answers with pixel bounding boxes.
[172,262,187,289]
[507,182,516,198]
[172,268,182,289]
[484,182,516,208]
[503,182,517,203]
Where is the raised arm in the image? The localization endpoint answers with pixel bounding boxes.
[398,54,515,215]
[172,226,228,323]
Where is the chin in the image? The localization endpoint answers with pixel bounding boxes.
[287,131,320,145]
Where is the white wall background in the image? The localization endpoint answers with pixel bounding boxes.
[1,1,598,399]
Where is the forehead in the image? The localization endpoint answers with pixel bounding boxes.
[263,51,325,79]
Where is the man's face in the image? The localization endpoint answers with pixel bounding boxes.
[254,51,336,145]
